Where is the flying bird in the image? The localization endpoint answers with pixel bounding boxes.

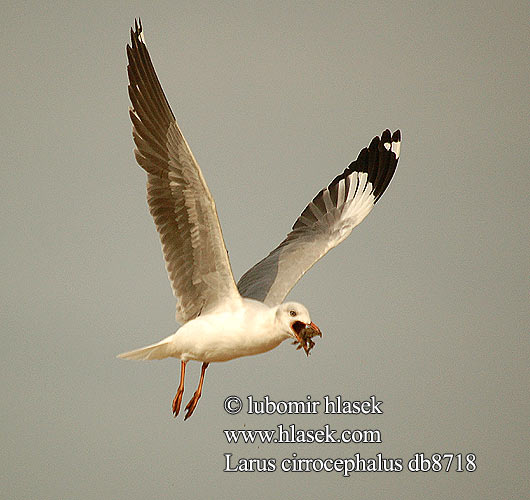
[118,19,401,420]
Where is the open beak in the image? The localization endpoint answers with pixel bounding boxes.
[292,321,322,356]
[307,322,322,337]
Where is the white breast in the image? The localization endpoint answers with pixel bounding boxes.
[165,299,289,363]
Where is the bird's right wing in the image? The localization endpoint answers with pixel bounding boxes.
[237,130,400,306]
[127,20,240,323]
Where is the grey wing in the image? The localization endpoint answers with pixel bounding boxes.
[127,20,240,323]
[237,130,401,306]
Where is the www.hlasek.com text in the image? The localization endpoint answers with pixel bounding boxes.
[224,424,381,444]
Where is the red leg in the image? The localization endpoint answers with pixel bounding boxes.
[172,360,187,417]
[184,362,209,420]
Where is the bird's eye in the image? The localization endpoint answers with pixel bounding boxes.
[289,310,297,317]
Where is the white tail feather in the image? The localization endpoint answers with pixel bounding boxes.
[117,340,171,360]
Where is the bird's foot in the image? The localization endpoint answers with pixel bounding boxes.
[172,388,184,417]
[184,390,202,420]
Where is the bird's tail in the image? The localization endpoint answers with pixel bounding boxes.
[117,339,171,361]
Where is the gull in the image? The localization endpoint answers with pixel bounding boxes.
[118,19,401,420]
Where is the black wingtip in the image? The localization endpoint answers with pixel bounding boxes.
[134,18,142,34]
[130,18,144,46]
[346,129,401,203]
[381,129,391,144]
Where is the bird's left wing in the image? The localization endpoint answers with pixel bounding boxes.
[237,130,400,306]
[127,20,240,323]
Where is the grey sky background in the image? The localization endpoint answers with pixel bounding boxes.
[2,1,528,499]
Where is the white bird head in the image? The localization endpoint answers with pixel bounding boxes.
[275,302,322,356]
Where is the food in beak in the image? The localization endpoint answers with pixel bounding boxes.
[291,321,322,356]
